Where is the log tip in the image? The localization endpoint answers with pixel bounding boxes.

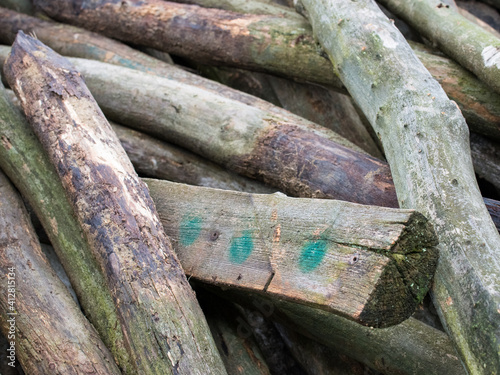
[5,30,86,100]
[358,212,439,327]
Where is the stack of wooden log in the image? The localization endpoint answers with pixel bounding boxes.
[0,0,499,374]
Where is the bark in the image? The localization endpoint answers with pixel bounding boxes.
[0,169,122,375]
[378,0,500,95]
[199,65,383,158]
[0,80,133,371]
[5,6,500,139]
[4,32,227,375]
[113,122,276,193]
[209,288,466,375]
[299,0,500,373]
[146,178,438,327]
[67,58,396,207]
[470,132,500,191]
[33,0,344,88]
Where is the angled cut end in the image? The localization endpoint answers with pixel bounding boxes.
[359,212,439,328]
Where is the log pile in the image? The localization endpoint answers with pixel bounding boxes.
[0,0,499,374]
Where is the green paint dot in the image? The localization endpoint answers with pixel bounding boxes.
[299,239,328,273]
[229,230,254,264]
[180,215,203,246]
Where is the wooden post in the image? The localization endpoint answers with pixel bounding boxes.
[298,0,500,372]
[4,32,227,375]
[0,169,122,375]
[146,178,438,327]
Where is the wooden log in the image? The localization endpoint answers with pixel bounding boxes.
[4,7,500,140]
[470,132,500,191]
[33,0,345,87]
[0,82,133,371]
[0,169,122,375]
[113,122,276,193]
[66,58,396,207]
[4,32,227,375]
[199,65,384,158]
[298,0,500,372]
[146,178,438,327]
[208,287,466,375]
[378,0,500,95]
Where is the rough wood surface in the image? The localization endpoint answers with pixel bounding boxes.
[0,83,132,371]
[299,0,500,372]
[0,170,122,375]
[33,0,344,87]
[67,58,396,207]
[4,32,227,375]
[6,5,500,139]
[146,178,438,327]
[378,0,500,95]
[113,123,276,194]
[199,65,383,158]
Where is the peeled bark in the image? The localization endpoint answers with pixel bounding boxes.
[146,178,438,327]
[0,169,122,375]
[378,0,500,95]
[299,0,500,372]
[0,80,132,371]
[4,32,226,375]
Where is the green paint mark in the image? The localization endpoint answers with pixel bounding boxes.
[180,215,203,246]
[229,230,254,264]
[299,239,328,273]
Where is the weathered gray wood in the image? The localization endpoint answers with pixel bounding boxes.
[0,169,122,375]
[378,0,500,95]
[146,178,438,327]
[298,0,500,372]
[4,32,227,375]
[0,81,133,371]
